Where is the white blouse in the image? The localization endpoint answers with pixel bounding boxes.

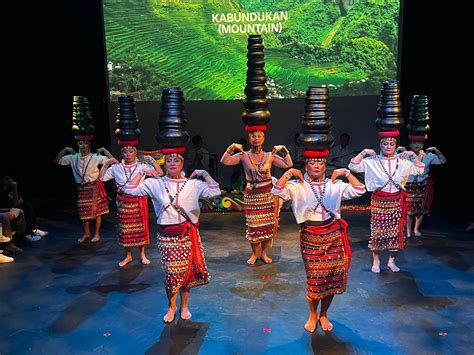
[407,151,444,183]
[58,153,108,184]
[271,175,365,224]
[349,154,424,192]
[123,176,221,225]
[101,161,151,187]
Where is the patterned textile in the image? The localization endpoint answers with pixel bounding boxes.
[243,180,280,243]
[369,190,406,251]
[157,222,209,293]
[405,177,433,216]
[77,180,109,220]
[116,191,149,247]
[300,219,350,300]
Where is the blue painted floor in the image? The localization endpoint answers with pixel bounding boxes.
[1,209,473,354]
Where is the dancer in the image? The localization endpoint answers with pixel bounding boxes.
[403,95,446,237]
[100,95,163,266]
[124,88,220,322]
[54,96,112,243]
[272,87,365,333]
[221,35,292,265]
[349,81,424,273]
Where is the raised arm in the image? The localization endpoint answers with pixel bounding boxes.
[220,143,243,166]
[143,155,164,177]
[54,147,75,164]
[99,158,119,180]
[271,145,293,169]
[275,168,304,188]
[399,150,422,165]
[189,169,219,186]
[97,147,114,159]
[350,148,376,165]
[331,168,364,188]
[426,147,447,164]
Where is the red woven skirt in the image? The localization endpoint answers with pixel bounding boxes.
[157,222,209,293]
[243,181,280,243]
[300,219,351,300]
[77,180,109,221]
[116,191,149,247]
[406,177,433,216]
[370,190,406,251]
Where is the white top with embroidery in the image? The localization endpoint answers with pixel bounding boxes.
[123,176,221,225]
[58,153,108,184]
[100,161,150,188]
[407,151,444,182]
[271,175,365,224]
[349,154,424,192]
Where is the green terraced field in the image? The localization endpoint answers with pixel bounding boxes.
[104,0,399,100]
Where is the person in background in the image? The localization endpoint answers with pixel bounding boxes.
[0,176,48,242]
[328,133,356,169]
[186,135,210,176]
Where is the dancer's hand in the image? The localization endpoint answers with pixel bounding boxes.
[272,145,289,157]
[143,155,156,164]
[284,168,304,183]
[227,143,243,155]
[361,149,376,157]
[426,147,440,155]
[105,158,119,167]
[140,168,155,177]
[399,151,416,160]
[97,147,113,158]
[189,169,210,179]
[331,168,350,183]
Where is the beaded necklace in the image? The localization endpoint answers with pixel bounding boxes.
[377,156,401,190]
[246,151,269,182]
[115,162,139,208]
[77,154,93,183]
[162,178,189,213]
[413,151,424,183]
[117,162,138,191]
[306,177,334,217]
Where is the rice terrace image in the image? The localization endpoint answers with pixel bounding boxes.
[104,0,400,100]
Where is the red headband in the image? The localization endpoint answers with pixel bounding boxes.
[245,125,267,132]
[378,130,399,138]
[408,134,427,142]
[74,135,94,141]
[118,139,139,147]
[303,150,329,158]
[161,147,186,155]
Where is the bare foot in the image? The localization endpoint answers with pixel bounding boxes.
[141,256,151,265]
[180,307,192,320]
[77,234,90,243]
[118,256,133,267]
[163,307,176,323]
[247,254,258,265]
[387,263,400,272]
[261,255,273,264]
[304,315,318,333]
[371,260,380,273]
[319,316,333,332]
[91,235,100,243]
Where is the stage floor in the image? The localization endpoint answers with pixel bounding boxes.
[1,210,473,354]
